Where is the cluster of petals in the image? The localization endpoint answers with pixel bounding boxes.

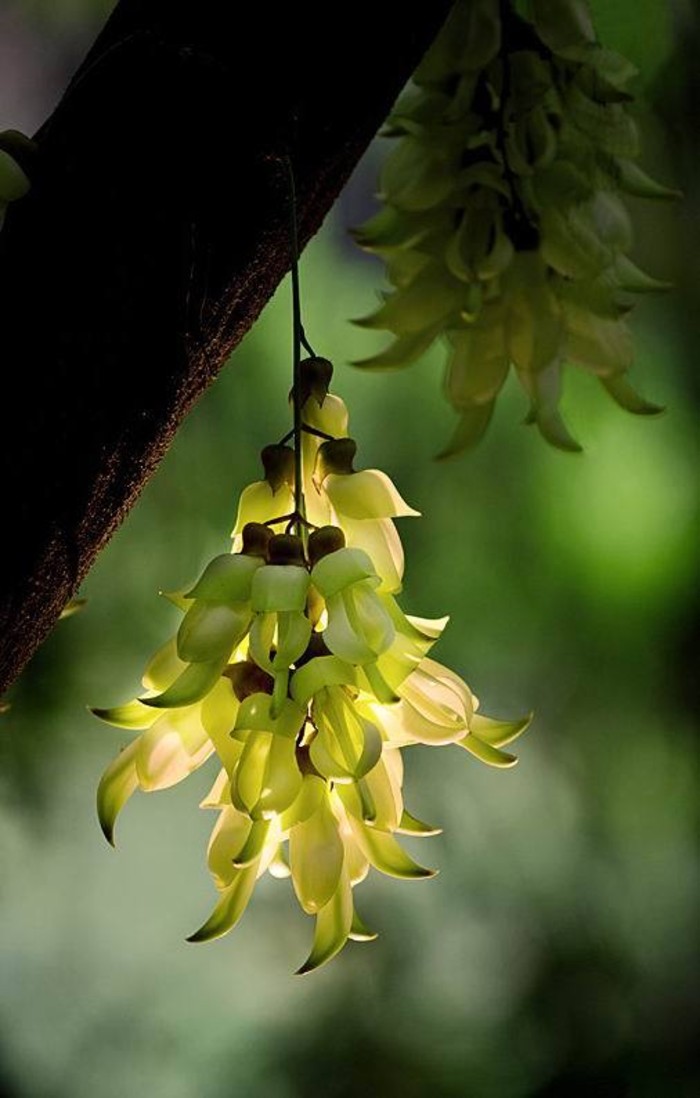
[94,368,529,973]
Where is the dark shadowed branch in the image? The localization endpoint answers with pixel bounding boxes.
[0,0,451,693]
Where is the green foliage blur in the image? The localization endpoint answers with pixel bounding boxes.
[1,2,698,1096]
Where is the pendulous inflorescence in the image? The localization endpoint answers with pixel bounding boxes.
[93,357,529,973]
[353,0,677,456]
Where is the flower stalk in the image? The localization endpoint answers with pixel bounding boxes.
[287,154,307,540]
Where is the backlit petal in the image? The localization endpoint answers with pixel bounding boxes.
[324,469,420,520]
[97,740,140,846]
[295,870,353,975]
[187,864,259,943]
[290,795,344,914]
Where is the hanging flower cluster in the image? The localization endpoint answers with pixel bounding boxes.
[353,0,676,455]
[94,358,529,973]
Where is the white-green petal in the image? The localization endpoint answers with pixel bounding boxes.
[273,610,312,669]
[344,841,370,887]
[231,481,294,540]
[290,795,344,914]
[370,622,436,694]
[290,654,357,707]
[295,871,353,975]
[393,659,472,744]
[96,740,140,846]
[234,693,305,740]
[186,863,259,943]
[231,818,272,868]
[90,699,160,731]
[135,708,213,792]
[248,612,276,672]
[251,565,309,613]
[348,818,436,880]
[311,689,383,783]
[456,733,518,768]
[186,553,262,602]
[268,845,292,880]
[200,769,230,809]
[339,516,404,594]
[177,601,251,663]
[311,547,377,599]
[324,593,377,665]
[324,584,394,667]
[360,661,400,704]
[400,667,468,726]
[303,392,350,437]
[207,807,253,888]
[263,733,303,814]
[324,469,419,520]
[231,733,272,816]
[396,698,466,746]
[159,588,191,611]
[232,731,302,819]
[141,656,227,709]
[351,584,395,656]
[279,774,327,830]
[405,613,450,639]
[470,712,532,748]
[142,637,187,693]
[349,906,378,943]
[397,808,442,837]
[200,678,241,772]
[337,755,402,831]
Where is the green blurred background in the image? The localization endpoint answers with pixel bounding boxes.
[1,2,698,1095]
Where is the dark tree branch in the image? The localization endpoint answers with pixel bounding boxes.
[0,0,450,694]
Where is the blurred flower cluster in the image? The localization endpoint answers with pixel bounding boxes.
[354,0,675,455]
[94,359,529,973]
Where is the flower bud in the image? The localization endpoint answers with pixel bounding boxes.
[307,525,346,566]
[267,533,306,568]
[261,444,296,493]
[299,356,334,406]
[241,522,274,559]
[315,438,357,479]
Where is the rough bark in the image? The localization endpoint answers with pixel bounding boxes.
[0,0,450,694]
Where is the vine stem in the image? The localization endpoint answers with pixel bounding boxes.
[285,154,307,540]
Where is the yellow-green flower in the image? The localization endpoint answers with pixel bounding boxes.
[93,363,530,972]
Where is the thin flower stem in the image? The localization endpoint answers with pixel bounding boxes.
[302,424,335,442]
[300,326,316,358]
[285,155,306,541]
[277,424,335,447]
[264,511,318,530]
